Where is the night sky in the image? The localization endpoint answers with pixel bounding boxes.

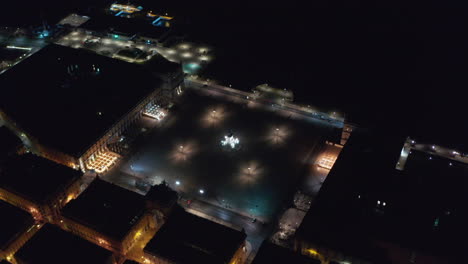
[2,0,467,150]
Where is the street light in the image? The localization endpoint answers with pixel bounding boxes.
[176,181,180,185]
[199,189,204,194]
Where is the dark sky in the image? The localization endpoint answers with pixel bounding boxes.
[1,0,467,150]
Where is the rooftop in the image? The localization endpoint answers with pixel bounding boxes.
[144,207,246,264]
[0,153,81,203]
[123,261,139,264]
[0,199,33,250]
[81,13,171,41]
[62,177,146,240]
[145,182,178,211]
[0,44,160,157]
[0,127,21,160]
[15,224,114,264]
[252,242,320,264]
[297,129,466,262]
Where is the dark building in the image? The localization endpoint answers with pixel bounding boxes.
[252,242,320,264]
[0,127,22,160]
[295,129,465,263]
[0,44,182,171]
[60,177,157,254]
[144,207,247,264]
[145,182,178,216]
[0,200,35,261]
[0,153,82,221]
[14,224,115,264]
[122,260,139,264]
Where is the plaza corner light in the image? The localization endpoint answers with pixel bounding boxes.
[221,134,240,149]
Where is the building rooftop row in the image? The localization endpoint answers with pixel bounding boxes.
[15,224,114,264]
[144,206,246,264]
[0,44,176,158]
[62,177,147,240]
[0,200,34,252]
[252,242,320,264]
[296,128,467,263]
[0,153,81,204]
[0,127,22,161]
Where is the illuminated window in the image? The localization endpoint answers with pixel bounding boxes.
[318,155,337,170]
[85,151,120,173]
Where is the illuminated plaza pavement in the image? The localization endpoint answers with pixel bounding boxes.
[106,90,339,221]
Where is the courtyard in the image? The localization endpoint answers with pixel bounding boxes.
[105,89,339,220]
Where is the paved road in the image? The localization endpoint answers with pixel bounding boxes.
[412,143,468,164]
[185,78,344,128]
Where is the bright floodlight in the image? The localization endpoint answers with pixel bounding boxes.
[175,181,180,185]
[221,135,239,149]
[199,189,204,194]
[182,52,192,58]
[179,43,190,49]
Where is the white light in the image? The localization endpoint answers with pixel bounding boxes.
[383,202,386,206]
[182,52,192,58]
[175,181,180,185]
[221,135,240,149]
[199,189,204,194]
[6,45,32,51]
[377,200,380,205]
[432,145,435,149]
[449,163,452,166]
[179,44,190,50]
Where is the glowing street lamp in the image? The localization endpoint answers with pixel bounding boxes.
[199,189,204,194]
[175,180,180,185]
